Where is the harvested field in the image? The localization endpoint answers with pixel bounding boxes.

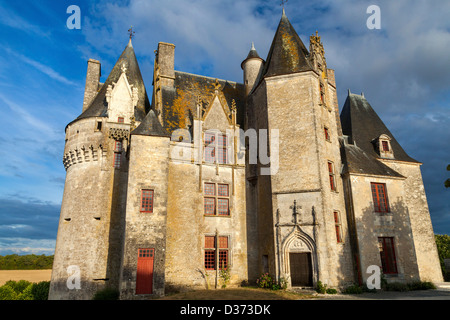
[0,270,52,286]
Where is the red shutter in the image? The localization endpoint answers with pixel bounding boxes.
[136,249,154,294]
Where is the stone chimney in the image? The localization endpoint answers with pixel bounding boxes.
[82,59,101,113]
[156,42,175,87]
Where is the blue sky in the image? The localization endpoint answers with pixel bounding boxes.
[0,0,449,255]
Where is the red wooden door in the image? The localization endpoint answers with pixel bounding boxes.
[136,248,154,294]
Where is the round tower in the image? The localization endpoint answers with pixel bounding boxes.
[241,42,264,96]
[49,38,150,300]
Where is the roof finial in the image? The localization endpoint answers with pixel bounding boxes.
[251,42,255,51]
[348,89,352,96]
[128,26,135,40]
[280,0,288,15]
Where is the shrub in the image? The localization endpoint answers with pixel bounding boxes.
[315,281,327,294]
[343,284,363,294]
[326,288,338,294]
[31,281,50,300]
[5,280,32,294]
[407,281,436,291]
[384,282,408,292]
[17,284,34,300]
[219,267,231,289]
[0,285,18,300]
[92,287,120,300]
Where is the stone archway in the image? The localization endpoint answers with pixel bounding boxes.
[281,229,318,287]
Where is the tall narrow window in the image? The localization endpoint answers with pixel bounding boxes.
[204,235,229,270]
[324,127,330,141]
[140,189,154,213]
[328,161,336,191]
[371,183,389,213]
[334,211,342,243]
[204,236,216,270]
[204,183,230,216]
[382,140,390,152]
[113,141,122,169]
[378,237,398,274]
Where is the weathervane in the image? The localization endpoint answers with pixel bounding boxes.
[280,0,288,8]
[128,26,135,40]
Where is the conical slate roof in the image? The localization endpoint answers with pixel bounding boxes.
[132,109,170,137]
[340,93,419,177]
[75,39,150,123]
[261,10,314,78]
[241,43,264,69]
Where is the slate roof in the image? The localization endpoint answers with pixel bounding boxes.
[260,10,314,79]
[241,43,264,69]
[132,109,170,137]
[74,39,150,124]
[340,93,419,177]
[160,71,245,134]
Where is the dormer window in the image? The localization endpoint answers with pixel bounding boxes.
[375,134,394,159]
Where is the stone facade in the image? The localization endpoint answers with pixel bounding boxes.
[49,11,443,300]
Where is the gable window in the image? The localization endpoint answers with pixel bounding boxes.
[113,141,122,169]
[382,141,389,152]
[328,161,337,191]
[378,237,398,274]
[204,183,230,216]
[334,211,343,243]
[204,132,227,164]
[375,134,394,159]
[140,189,154,213]
[371,183,390,213]
[204,235,229,270]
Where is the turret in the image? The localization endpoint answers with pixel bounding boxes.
[241,42,264,96]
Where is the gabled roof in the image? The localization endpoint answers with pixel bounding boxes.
[160,71,245,134]
[260,10,314,78]
[75,39,150,123]
[340,93,420,175]
[132,109,170,137]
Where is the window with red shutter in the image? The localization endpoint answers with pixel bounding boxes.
[371,183,390,213]
[328,161,336,191]
[204,183,230,216]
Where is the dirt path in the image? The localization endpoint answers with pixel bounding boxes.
[0,270,52,286]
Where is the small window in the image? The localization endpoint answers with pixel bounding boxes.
[96,121,102,132]
[140,189,154,213]
[324,127,330,141]
[334,211,342,243]
[378,237,398,274]
[118,117,124,123]
[328,161,336,191]
[382,141,389,152]
[371,183,389,213]
[204,183,230,216]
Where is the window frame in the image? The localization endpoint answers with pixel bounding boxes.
[334,211,343,243]
[204,235,229,270]
[140,189,154,213]
[378,237,398,274]
[204,132,228,164]
[328,161,337,191]
[113,140,123,169]
[371,183,390,213]
[203,182,230,216]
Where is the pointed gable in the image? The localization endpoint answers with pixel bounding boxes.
[76,39,150,123]
[261,11,314,79]
[132,109,170,137]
